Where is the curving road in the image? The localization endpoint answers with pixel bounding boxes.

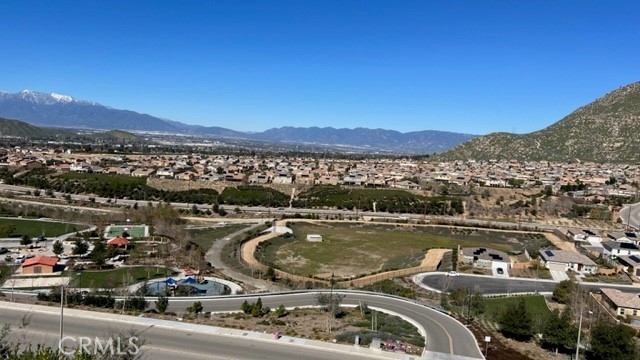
[620,202,640,230]
[415,272,640,296]
[0,301,391,360]
[2,290,484,359]
[163,290,484,359]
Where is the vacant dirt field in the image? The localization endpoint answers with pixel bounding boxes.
[260,222,549,279]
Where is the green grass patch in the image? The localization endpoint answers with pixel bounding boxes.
[187,224,251,250]
[69,266,178,289]
[483,295,552,333]
[0,218,87,237]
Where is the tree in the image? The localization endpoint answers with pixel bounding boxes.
[499,298,534,341]
[0,224,16,237]
[251,297,263,317]
[587,321,639,360]
[552,280,577,304]
[19,235,32,248]
[186,301,203,316]
[155,293,169,314]
[469,289,485,316]
[52,240,64,256]
[541,309,578,355]
[72,238,89,255]
[265,267,276,282]
[274,304,288,318]
[89,240,107,268]
[241,300,252,314]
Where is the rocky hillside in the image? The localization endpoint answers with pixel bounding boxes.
[439,81,640,162]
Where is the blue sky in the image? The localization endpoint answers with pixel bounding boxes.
[1,1,639,135]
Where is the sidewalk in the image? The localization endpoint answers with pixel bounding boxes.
[0,301,414,360]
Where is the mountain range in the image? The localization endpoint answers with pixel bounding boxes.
[439,81,640,162]
[0,90,476,154]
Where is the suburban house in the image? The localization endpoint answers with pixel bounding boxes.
[461,247,510,270]
[538,249,598,274]
[602,242,640,260]
[156,167,175,178]
[70,162,91,172]
[617,255,640,277]
[601,288,640,318]
[272,173,293,184]
[607,232,640,246]
[566,228,602,243]
[21,256,59,274]
[132,168,156,178]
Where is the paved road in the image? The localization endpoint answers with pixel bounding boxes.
[620,202,640,230]
[164,291,484,359]
[0,302,393,360]
[416,273,557,295]
[2,290,484,359]
[415,272,640,295]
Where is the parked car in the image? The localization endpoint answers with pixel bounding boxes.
[497,268,504,275]
[0,247,9,255]
[447,271,460,277]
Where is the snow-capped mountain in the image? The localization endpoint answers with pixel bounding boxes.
[0,89,476,154]
[1,90,78,105]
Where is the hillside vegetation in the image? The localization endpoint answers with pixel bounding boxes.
[0,117,66,138]
[440,81,640,162]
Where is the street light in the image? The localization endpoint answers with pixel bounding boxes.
[77,272,82,291]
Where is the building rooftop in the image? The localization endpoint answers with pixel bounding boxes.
[538,249,597,266]
[617,255,640,267]
[21,255,58,268]
[462,247,509,262]
[603,241,640,251]
[601,288,640,310]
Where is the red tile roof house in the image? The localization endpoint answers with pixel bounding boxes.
[107,237,130,249]
[21,256,59,275]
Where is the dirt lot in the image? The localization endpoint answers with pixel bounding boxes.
[420,248,451,268]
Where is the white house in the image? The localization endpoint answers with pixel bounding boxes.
[602,242,640,260]
[538,249,598,274]
[607,232,640,246]
[566,229,602,243]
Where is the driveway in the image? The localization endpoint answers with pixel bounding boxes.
[550,270,570,282]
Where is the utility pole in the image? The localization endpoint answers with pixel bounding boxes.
[59,285,64,344]
[575,298,584,360]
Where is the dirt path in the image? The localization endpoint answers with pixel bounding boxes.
[205,222,284,292]
[544,232,576,252]
[239,221,285,271]
[419,248,451,268]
